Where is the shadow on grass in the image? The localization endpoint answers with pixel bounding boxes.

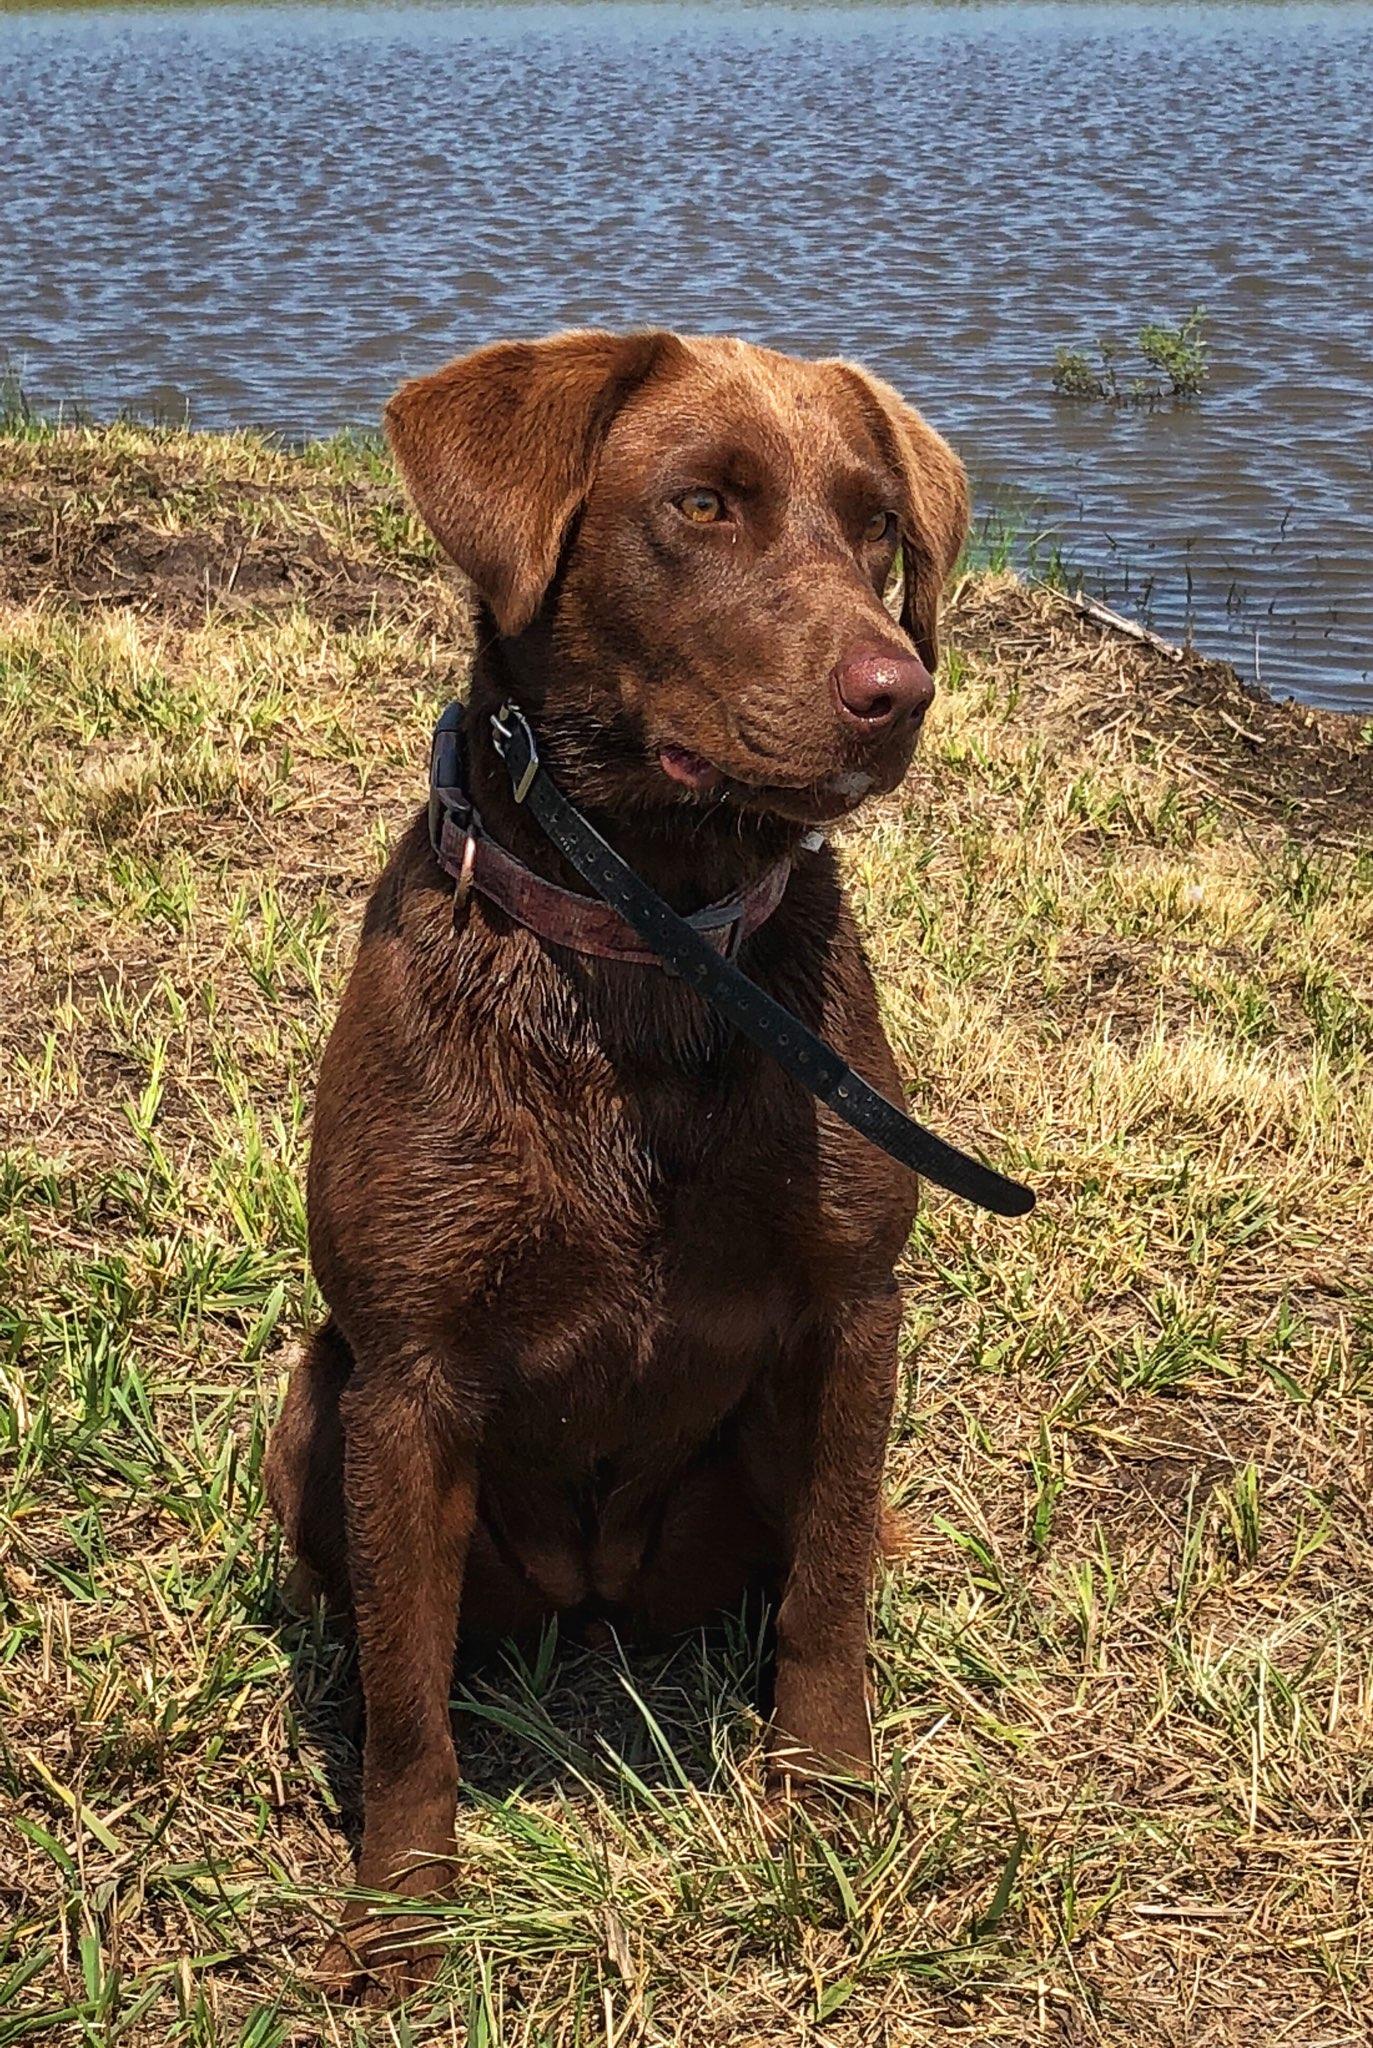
[274,1588,778,1852]
[458,1603,776,1802]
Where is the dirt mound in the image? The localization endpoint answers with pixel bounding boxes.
[0,428,445,627]
[951,574,1373,845]
[0,505,416,626]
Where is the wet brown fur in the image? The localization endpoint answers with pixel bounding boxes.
[263,330,969,2003]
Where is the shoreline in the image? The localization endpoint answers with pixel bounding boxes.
[5,403,1368,733]
[2,417,1370,829]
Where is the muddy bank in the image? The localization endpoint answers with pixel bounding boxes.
[950,575,1373,847]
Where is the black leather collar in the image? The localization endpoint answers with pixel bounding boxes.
[447,699,1034,1218]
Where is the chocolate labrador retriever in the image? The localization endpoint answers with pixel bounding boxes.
[265,329,969,2002]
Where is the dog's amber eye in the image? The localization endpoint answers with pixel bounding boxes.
[677,487,726,524]
[866,510,897,544]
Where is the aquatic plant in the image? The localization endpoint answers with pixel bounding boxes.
[1052,307,1209,405]
[1051,344,1110,401]
[1138,306,1209,397]
[0,358,31,430]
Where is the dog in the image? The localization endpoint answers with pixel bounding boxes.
[265,328,969,2003]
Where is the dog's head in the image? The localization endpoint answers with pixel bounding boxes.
[387,329,969,826]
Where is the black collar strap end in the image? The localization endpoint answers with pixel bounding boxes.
[489,702,1035,1220]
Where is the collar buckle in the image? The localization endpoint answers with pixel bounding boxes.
[491,701,540,804]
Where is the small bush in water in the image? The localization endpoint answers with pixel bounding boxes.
[1052,307,1208,406]
[1137,307,1208,397]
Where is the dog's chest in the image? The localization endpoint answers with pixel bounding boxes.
[501,1104,805,1371]
[474,1073,814,1611]
[479,961,908,1373]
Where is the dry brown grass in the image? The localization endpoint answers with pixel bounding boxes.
[2,422,1371,2047]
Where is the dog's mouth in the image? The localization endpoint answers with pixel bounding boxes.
[658,743,723,794]
[657,742,894,824]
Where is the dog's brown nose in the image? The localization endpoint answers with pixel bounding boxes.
[831,642,935,729]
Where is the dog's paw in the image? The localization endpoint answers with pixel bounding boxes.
[314,1912,447,2008]
[767,1654,875,1803]
[764,1713,876,1809]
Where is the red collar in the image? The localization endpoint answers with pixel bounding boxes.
[430,714,796,966]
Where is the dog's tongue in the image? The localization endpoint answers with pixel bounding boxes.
[659,744,722,793]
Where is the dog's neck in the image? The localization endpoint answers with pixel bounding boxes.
[463,641,804,916]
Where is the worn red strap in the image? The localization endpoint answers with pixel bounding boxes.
[435,804,792,966]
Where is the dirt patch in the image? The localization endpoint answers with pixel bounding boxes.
[0,508,417,626]
[0,430,446,627]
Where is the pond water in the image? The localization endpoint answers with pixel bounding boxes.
[3,1,1371,711]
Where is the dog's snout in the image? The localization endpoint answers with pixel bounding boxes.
[831,642,935,730]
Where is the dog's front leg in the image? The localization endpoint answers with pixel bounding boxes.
[768,1285,901,1789]
[316,1354,480,2006]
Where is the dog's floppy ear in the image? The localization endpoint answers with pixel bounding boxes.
[829,364,971,671]
[386,328,686,637]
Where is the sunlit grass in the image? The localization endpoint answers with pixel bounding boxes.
[2,426,1371,2044]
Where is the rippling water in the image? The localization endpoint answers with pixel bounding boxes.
[3,2,1371,708]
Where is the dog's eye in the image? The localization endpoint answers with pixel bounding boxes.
[865,509,897,544]
[677,487,727,524]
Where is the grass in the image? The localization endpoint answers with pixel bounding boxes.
[2,419,1372,2046]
